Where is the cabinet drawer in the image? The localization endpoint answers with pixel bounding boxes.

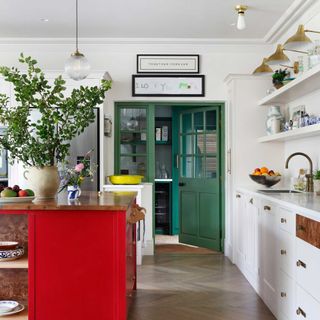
[279,207,295,235]
[279,229,295,277]
[296,214,320,249]
[296,285,320,320]
[296,238,320,303]
[278,271,295,320]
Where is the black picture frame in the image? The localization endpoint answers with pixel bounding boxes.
[136,54,200,74]
[132,75,205,97]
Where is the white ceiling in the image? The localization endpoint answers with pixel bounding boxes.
[0,0,300,40]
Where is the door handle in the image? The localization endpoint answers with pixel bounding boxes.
[179,182,186,187]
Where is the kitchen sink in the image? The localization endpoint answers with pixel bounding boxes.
[258,189,301,194]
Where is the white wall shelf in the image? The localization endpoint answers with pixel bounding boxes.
[258,64,320,106]
[258,124,320,142]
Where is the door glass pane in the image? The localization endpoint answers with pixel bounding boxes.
[182,113,192,134]
[205,157,217,178]
[195,156,204,178]
[120,144,146,154]
[120,132,147,144]
[181,156,193,178]
[120,108,147,131]
[195,133,205,155]
[206,110,216,131]
[206,133,217,154]
[194,112,204,132]
[182,134,193,155]
[120,156,147,177]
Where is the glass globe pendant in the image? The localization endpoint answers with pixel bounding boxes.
[65,0,90,80]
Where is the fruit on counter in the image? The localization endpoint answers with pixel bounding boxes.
[25,189,35,196]
[251,167,281,176]
[18,190,28,197]
[1,189,17,197]
[12,185,20,193]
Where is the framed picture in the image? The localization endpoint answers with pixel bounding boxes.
[137,54,199,73]
[132,75,205,97]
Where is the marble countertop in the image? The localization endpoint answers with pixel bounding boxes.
[0,191,137,211]
[237,185,320,218]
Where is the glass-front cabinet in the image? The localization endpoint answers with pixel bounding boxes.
[114,103,154,181]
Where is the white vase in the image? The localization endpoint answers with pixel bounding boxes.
[314,180,320,195]
[266,106,283,135]
[23,166,60,199]
[67,185,82,200]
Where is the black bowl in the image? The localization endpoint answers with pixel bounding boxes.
[249,174,281,187]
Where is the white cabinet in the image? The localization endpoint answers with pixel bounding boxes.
[296,285,320,320]
[235,192,246,271]
[278,270,295,320]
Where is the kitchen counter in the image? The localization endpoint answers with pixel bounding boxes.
[237,186,320,218]
[0,191,137,211]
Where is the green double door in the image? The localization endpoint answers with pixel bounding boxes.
[175,107,222,251]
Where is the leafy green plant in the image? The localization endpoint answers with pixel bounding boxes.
[272,69,289,84]
[314,170,320,180]
[0,54,111,168]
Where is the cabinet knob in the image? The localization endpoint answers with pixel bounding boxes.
[236,194,241,198]
[296,260,307,268]
[249,198,253,204]
[280,292,287,298]
[280,249,287,255]
[296,307,307,318]
[280,218,287,224]
[264,205,271,211]
[297,224,305,232]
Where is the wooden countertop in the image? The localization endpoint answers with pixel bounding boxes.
[0,191,137,211]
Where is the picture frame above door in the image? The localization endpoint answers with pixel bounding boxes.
[137,54,200,74]
[132,75,205,97]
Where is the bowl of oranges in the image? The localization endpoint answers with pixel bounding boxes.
[249,167,281,187]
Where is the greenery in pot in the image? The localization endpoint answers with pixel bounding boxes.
[272,69,289,88]
[0,54,112,168]
[314,170,320,180]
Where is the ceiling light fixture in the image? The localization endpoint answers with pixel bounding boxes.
[252,58,273,76]
[235,5,248,30]
[284,24,320,51]
[64,0,90,81]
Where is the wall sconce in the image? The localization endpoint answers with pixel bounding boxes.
[252,58,273,76]
[104,115,112,137]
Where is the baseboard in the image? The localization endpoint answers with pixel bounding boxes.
[224,240,234,263]
[142,239,154,256]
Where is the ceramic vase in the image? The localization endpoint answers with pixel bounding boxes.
[23,166,60,199]
[314,180,320,195]
[67,185,81,200]
[266,106,284,135]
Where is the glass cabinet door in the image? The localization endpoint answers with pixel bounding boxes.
[115,104,154,181]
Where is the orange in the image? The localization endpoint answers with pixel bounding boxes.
[260,167,269,174]
[253,171,262,176]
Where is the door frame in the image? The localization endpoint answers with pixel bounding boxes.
[114,101,225,252]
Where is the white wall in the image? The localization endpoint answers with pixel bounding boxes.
[0,42,271,183]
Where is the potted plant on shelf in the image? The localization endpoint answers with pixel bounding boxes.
[313,170,320,195]
[0,54,112,199]
[272,69,289,89]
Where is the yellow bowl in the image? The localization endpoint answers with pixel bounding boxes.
[108,175,144,185]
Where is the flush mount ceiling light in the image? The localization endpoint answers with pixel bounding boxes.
[252,58,273,76]
[64,0,90,81]
[284,24,320,51]
[235,5,248,30]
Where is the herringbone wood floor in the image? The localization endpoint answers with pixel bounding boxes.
[128,253,276,320]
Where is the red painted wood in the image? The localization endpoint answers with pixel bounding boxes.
[28,213,35,320]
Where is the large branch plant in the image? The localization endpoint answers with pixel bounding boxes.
[0,54,111,168]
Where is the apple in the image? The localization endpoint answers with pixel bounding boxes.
[18,190,28,197]
[12,185,20,193]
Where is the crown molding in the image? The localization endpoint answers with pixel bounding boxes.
[263,0,319,44]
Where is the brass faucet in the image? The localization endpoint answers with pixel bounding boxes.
[285,152,314,192]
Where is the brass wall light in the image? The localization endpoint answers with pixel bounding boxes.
[284,24,320,51]
[252,58,273,76]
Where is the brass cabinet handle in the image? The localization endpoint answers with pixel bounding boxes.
[297,224,305,232]
[280,292,287,298]
[280,249,287,255]
[296,307,306,318]
[249,198,253,204]
[236,194,241,198]
[297,260,307,268]
[280,218,287,224]
[264,205,271,211]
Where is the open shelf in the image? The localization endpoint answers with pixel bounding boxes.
[0,307,28,319]
[0,256,28,269]
[258,64,320,106]
[258,123,320,142]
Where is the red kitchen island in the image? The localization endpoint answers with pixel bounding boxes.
[0,191,137,320]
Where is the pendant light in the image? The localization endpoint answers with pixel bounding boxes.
[252,58,273,76]
[235,5,248,30]
[65,0,90,81]
[283,25,318,51]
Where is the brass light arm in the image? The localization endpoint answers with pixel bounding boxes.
[280,61,299,74]
[284,48,308,54]
[305,29,320,34]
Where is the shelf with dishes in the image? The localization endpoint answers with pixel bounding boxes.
[258,63,320,106]
[258,123,320,142]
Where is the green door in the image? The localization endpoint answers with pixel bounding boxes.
[177,107,222,251]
